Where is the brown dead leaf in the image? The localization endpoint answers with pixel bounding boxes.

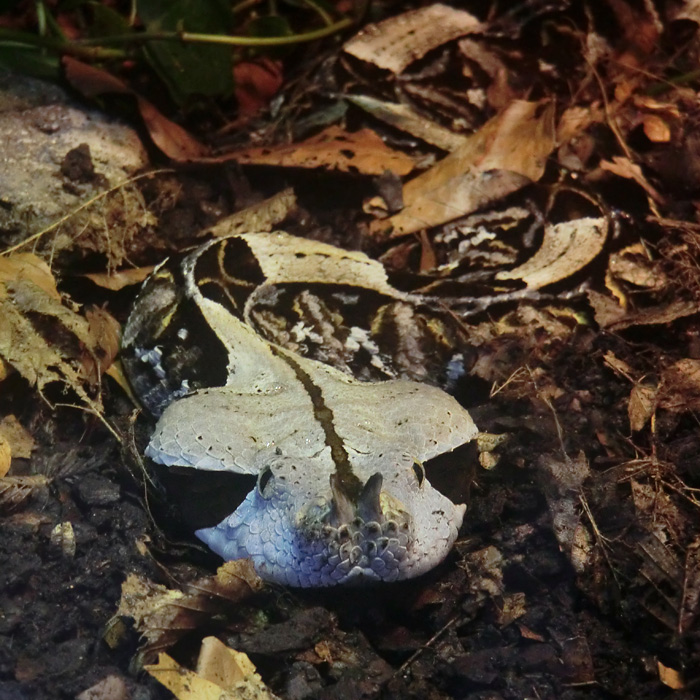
[628,384,658,432]
[679,537,700,636]
[0,475,50,513]
[658,661,684,690]
[608,243,665,289]
[343,4,482,74]
[496,592,527,627]
[658,358,700,413]
[233,59,284,119]
[605,300,700,331]
[0,268,106,418]
[207,189,297,238]
[196,636,277,698]
[83,266,155,291]
[586,289,627,328]
[63,57,208,161]
[345,95,469,151]
[225,126,414,176]
[117,561,263,661]
[600,156,664,204]
[375,100,555,237]
[642,114,671,143]
[0,436,10,478]
[76,675,130,700]
[0,253,60,300]
[0,415,35,460]
[83,307,122,381]
[497,217,607,289]
[145,644,278,700]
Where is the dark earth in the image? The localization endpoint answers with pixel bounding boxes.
[2,1,700,699]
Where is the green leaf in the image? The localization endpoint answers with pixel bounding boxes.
[138,0,235,105]
[0,44,60,79]
[88,4,133,37]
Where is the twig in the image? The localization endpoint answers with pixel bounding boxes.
[393,616,459,678]
[1,169,173,257]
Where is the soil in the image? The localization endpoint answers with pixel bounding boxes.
[2,2,700,700]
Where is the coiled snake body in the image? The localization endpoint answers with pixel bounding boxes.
[122,232,477,587]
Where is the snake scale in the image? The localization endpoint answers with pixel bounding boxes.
[122,231,478,587]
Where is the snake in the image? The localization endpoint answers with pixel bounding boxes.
[121,231,478,587]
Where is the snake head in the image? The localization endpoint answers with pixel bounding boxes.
[195,454,466,587]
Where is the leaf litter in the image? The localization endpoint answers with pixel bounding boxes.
[4,1,700,699]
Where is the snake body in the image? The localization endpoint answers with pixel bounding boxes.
[122,232,477,587]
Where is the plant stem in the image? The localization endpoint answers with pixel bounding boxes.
[73,16,354,48]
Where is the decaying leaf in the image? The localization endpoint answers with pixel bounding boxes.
[628,384,658,432]
[0,255,106,418]
[606,300,700,331]
[208,189,297,238]
[116,561,263,660]
[0,435,10,479]
[225,126,414,176]
[343,4,482,74]
[0,253,60,300]
[375,100,555,237]
[600,156,664,204]
[0,475,50,513]
[658,358,700,413]
[63,56,209,162]
[608,243,665,289]
[76,675,130,700]
[0,414,35,476]
[538,452,593,574]
[83,267,155,291]
[658,661,684,690]
[497,217,607,289]
[679,537,700,636]
[345,95,469,151]
[145,640,278,700]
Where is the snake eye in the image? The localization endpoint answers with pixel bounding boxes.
[412,461,425,487]
[257,466,274,497]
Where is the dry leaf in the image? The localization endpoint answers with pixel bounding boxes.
[0,475,50,513]
[233,59,284,118]
[83,267,155,291]
[63,57,209,161]
[0,253,60,300]
[0,435,10,478]
[76,675,130,700]
[642,114,671,143]
[225,126,414,175]
[343,4,482,73]
[497,217,607,289]
[658,661,684,690]
[0,415,35,460]
[117,561,263,660]
[628,384,658,432]
[196,636,276,698]
[658,359,700,413]
[375,100,555,237]
[679,537,700,636]
[605,300,700,331]
[345,95,469,151]
[608,243,665,289]
[0,280,102,413]
[600,156,664,204]
[208,189,297,238]
[83,307,122,381]
[586,290,627,328]
[145,646,278,700]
